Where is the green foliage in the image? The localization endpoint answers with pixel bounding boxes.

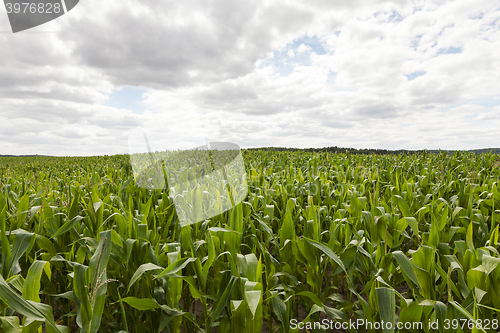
[0,151,499,332]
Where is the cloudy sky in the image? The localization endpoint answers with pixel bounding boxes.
[1,0,499,156]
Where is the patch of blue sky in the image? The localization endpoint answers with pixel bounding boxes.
[470,12,484,20]
[290,35,327,55]
[437,46,462,55]
[388,11,404,22]
[438,95,500,112]
[374,10,403,22]
[411,35,422,50]
[438,24,455,35]
[490,17,500,27]
[327,71,337,84]
[467,96,500,109]
[257,35,327,76]
[405,71,426,81]
[103,86,148,114]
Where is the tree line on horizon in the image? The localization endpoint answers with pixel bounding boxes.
[1,147,499,158]
[246,146,500,155]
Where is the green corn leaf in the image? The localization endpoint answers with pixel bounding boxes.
[449,301,488,333]
[73,263,92,331]
[392,251,420,288]
[22,260,50,302]
[6,274,24,294]
[122,297,160,311]
[303,237,347,275]
[296,291,347,321]
[489,225,499,247]
[51,216,84,239]
[16,194,29,228]
[466,222,475,251]
[155,257,196,279]
[211,276,235,320]
[376,287,395,333]
[245,290,261,319]
[1,205,12,277]
[128,262,163,291]
[398,304,423,324]
[394,195,411,217]
[88,230,113,333]
[0,274,64,333]
[0,316,21,333]
[35,234,57,256]
[405,217,420,244]
[482,255,500,277]
[9,232,34,276]
[272,295,288,333]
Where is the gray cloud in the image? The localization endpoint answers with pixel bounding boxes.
[353,101,401,118]
[0,0,499,155]
[0,99,88,123]
[56,0,315,89]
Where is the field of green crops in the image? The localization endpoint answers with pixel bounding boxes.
[1,150,500,333]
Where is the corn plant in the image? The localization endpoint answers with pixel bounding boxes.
[0,150,499,332]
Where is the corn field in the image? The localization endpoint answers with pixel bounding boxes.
[1,150,500,332]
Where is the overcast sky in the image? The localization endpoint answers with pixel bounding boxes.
[1,0,499,156]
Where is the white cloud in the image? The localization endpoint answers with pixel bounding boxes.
[297,43,312,53]
[0,0,499,155]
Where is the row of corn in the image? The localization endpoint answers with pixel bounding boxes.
[0,150,499,332]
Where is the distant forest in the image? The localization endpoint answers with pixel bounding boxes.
[0,154,47,157]
[1,147,499,157]
[245,147,500,155]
